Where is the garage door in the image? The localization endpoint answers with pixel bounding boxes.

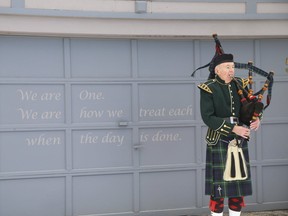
[0,36,287,216]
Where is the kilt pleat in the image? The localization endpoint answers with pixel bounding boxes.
[205,138,252,198]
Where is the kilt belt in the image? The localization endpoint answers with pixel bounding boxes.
[224,116,239,125]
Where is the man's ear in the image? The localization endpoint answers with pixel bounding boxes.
[214,66,219,74]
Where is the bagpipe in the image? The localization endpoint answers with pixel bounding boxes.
[192,34,274,126]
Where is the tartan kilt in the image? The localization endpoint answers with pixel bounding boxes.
[205,137,252,198]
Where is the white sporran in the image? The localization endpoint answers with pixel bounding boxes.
[223,139,248,181]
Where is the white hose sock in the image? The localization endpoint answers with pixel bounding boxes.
[229,209,241,216]
[211,211,223,216]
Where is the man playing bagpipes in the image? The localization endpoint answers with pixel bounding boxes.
[193,35,274,216]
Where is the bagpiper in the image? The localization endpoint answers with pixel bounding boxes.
[193,34,274,216]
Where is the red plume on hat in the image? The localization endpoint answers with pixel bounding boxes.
[191,34,228,79]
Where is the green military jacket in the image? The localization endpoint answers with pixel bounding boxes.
[198,76,249,145]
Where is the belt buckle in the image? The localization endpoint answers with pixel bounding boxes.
[230,117,239,124]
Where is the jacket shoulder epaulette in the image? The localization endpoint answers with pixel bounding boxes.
[197,79,215,94]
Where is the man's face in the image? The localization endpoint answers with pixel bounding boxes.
[215,62,235,83]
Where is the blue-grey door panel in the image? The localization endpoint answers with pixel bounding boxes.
[262,81,288,119]
[137,40,194,78]
[72,174,133,215]
[0,36,287,216]
[0,177,65,216]
[262,166,288,202]
[138,83,195,122]
[0,84,65,124]
[70,38,132,78]
[71,84,132,123]
[139,126,196,166]
[139,170,196,211]
[0,36,64,78]
[260,39,288,77]
[262,124,288,160]
[0,130,65,173]
[72,128,133,169]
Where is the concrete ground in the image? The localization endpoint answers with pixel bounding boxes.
[224,210,288,216]
[193,209,288,216]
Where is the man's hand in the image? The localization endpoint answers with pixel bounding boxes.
[250,118,261,131]
[232,125,251,139]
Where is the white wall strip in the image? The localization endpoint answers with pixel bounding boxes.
[257,3,288,14]
[25,0,135,12]
[0,15,287,38]
[148,2,246,14]
[0,0,11,7]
